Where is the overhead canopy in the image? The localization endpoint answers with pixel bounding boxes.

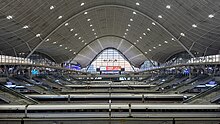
[0,0,220,67]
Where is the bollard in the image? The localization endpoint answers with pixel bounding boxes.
[128,103,132,117]
[142,94,145,103]
[68,94,71,103]
[24,104,29,118]
[109,99,111,118]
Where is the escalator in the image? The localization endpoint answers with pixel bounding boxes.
[0,84,39,104]
[186,85,220,104]
[16,76,59,95]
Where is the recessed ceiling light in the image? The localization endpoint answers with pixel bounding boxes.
[53,42,57,44]
[23,25,29,29]
[59,44,63,47]
[70,29,74,32]
[6,15,13,20]
[73,52,76,54]
[81,40,84,42]
[158,15,163,18]
[46,39,50,42]
[164,41,168,43]
[84,12,88,15]
[208,14,214,18]
[143,33,146,35]
[74,33,78,36]
[65,47,68,49]
[64,23,69,26]
[166,5,171,9]
[158,44,161,46]
[69,49,72,51]
[87,18,91,21]
[137,40,139,42]
[149,49,152,51]
[94,33,96,35]
[171,38,175,41]
[50,6,55,10]
[130,18,133,21]
[78,37,81,39]
[180,33,185,36]
[147,28,151,31]
[58,16,63,19]
[133,11,137,15]
[123,36,126,38]
[84,43,87,45]
[128,24,131,27]
[36,34,41,37]
[92,29,95,31]
[140,37,142,39]
[124,33,127,35]
[152,22,156,25]
[136,2,140,5]
[80,2,85,6]
[153,47,156,49]
[134,42,136,44]
[95,36,98,38]
[145,52,148,54]
[126,29,129,31]
[192,24,197,28]
[90,24,93,27]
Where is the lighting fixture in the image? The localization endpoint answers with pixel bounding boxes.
[130,18,133,21]
[134,42,136,44]
[124,33,127,35]
[136,2,140,5]
[152,22,156,25]
[58,16,63,19]
[140,37,142,39]
[158,15,163,18]
[147,28,151,31]
[84,43,87,45]
[73,52,76,54]
[46,39,50,42]
[192,24,197,28]
[84,12,88,15]
[171,38,175,41]
[23,25,29,29]
[133,12,137,15]
[80,3,85,6]
[145,52,148,54]
[70,29,74,32]
[94,33,96,35]
[87,18,91,21]
[208,14,214,18]
[180,33,185,36]
[92,29,95,31]
[153,47,156,49]
[81,40,84,42]
[36,34,41,37]
[158,44,161,46]
[6,15,13,20]
[65,47,68,49]
[143,33,146,35]
[90,24,93,27]
[53,42,57,44]
[59,44,62,47]
[149,49,152,51]
[123,36,126,38]
[69,49,72,51]
[74,33,78,36]
[65,23,69,26]
[137,40,139,42]
[166,5,171,9]
[126,29,129,31]
[78,37,81,39]
[95,36,98,38]
[50,6,55,10]
[128,24,131,27]
[164,41,168,43]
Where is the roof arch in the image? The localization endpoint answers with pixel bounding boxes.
[73,36,147,68]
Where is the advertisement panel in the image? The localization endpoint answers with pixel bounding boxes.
[100,66,121,71]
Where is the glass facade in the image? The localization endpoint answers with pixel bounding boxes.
[87,48,136,73]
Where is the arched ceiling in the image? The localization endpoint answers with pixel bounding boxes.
[0,0,220,67]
